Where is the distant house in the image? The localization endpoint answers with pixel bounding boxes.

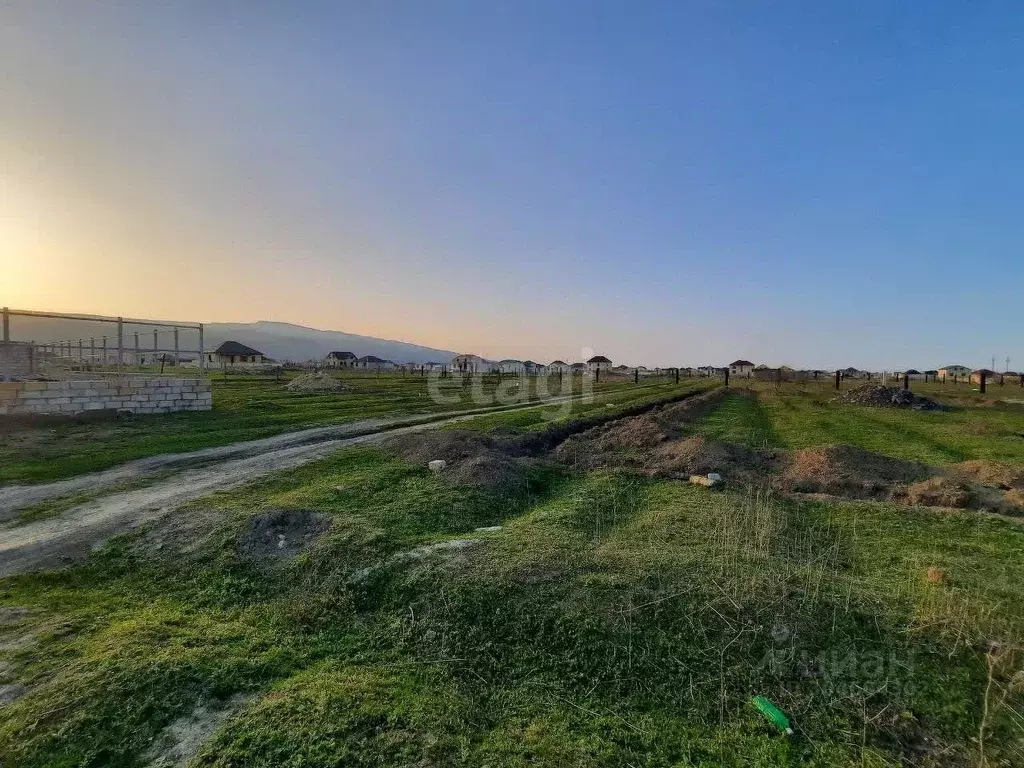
[323,351,357,368]
[570,362,587,374]
[729,360,755,377]
[452,354,491,373]
[612,364,632,374]
[548,360,571,374]
[587,355,612,373]
[841,366,866,379]
[206,341,267,367]
[355,355,394,370]
[971,368,998,385]
[898,369,924,381]
[498,359,525,374]
[523,360,545,374]
[937,365,971,379]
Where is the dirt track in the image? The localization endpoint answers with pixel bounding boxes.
[0,394,592,577]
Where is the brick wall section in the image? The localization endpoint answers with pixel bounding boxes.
[0,378,212,416]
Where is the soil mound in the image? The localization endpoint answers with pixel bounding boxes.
[953,460,1024,490]
[285,373,348,393]
[553,389,729,470]
[648,437,768,481]
[238,509,332,559]
[383,430,531,493]
[781,445,930,498]
[904,476,972,508]
[833,385,941,410]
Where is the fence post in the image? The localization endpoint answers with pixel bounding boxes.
[78,339,83,365]
[117,318,124,374]
[198,324,205,374]
[980,372,987,394]
[903,373,909,390]
[675,367,679,384]
[0,305,7,374]
[173,327,180,367]
[634,368,638,385]
[153,329,158,363]
[90,337,95,365]
[724,367,730,387]
[134,332,140,369]
[835,370,840,390]
[102,336,107,366]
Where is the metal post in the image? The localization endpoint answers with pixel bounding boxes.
[980,372,987,394]
[198,324,205,374]
[78,339,83,365]
[835,370,840,390]
[134,332,140,368]
[117,318,124,373]
[724,367,730,387]
[173,327,179,367]
[90,337,95,365]
[102,336,107,366]
[153,329,158,360]
[903,373,909,390]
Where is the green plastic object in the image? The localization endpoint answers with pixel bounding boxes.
[751,696,794,735]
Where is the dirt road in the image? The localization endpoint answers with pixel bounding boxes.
[0,394,594,577]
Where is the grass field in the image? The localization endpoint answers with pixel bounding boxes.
[0,371,691,484]
[1,379,1022,766]
[696,383,1024,467]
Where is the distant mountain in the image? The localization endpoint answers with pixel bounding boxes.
[203,321,457,364]
[5,316,457,364]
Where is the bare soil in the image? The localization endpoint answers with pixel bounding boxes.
[237,509,332,559]
[779,445,930,499]
[952,459,1024,490]
[142,695,250,767]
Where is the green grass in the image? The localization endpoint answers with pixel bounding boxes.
[694,384,1024,467]
[2,438,1022,766]
[688,390,781,448]
[0,372,683,484]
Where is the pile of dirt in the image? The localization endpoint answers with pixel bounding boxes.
[237,509,332,559]
[953,460,1024,490]
[648,437,769,481]
[553,389,730,471]
[383,430,532,493]
[780,445,931,499]
[904,476,972,508]
[284,373,348,393]
[832,385,941,410]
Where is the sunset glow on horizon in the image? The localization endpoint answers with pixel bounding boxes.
[3,2,1022,369]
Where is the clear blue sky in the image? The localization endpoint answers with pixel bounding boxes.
[3,1,1022,369]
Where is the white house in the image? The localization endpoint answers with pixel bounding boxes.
[547,360,571,374]
[323,351,357,368]
[587,355,612,374]
[729,359,755,377]
[205,341,268,368]
[452,354,492,373]
[498,359,525,374]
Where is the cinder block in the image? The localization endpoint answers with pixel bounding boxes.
[22,382,48,391]
[0,388,20,401]
[49,397,71,405]
[181,392,197,400]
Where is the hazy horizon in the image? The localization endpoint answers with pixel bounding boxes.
[3,2,1022,370]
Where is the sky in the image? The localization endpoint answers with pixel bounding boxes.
[2,1,1022,370]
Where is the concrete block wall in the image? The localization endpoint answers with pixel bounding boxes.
[0,377,212,416]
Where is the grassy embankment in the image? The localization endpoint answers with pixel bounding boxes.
[0,371,691,484]
[2,383,1022,766]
